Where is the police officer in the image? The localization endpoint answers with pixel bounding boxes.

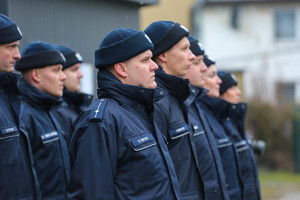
[182,36,230,200]
[0,14,40,200]
[15,41,70,200]
[145,21,206,199]
[68,28,181,199]
[218,71,262,200]
[199,56,243,200]
[53,45,93,145]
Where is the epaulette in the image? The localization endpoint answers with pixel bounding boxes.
[89,98,107,122]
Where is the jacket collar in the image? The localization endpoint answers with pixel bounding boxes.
[0,72,20,93]
[201,95,247,120]
[63,88,93,108]
[17,77,62,109]
[155,66,190,101]
[97,70,162,113]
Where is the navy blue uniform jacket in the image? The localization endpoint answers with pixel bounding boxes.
[216,100,261,200]
[0,73,40,200]
[154,67,204,200]
[17,78,70,200]
[54,89,94,145]
[68,70,181,200]
[199,95,243,200]
[188,86,230,200]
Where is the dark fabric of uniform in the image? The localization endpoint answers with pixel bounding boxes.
[17,78,70,200]
[53,89,94,145]
[216,100,261,200]
[188,85,230,200]
[0,72,40,200]
[199,95,243,200]
[68,70,181,200]
[154,66,204,200]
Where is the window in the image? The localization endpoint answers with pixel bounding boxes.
[274,9,296,40]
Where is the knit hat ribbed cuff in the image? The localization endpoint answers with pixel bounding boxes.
[189,40,205,56]
[15,50,66,71]
[95,31,153,68]
[0,23,22,44]
[203,55,216,67]
[63,51,83,70]
[152,23,189,57]
[219,72,238,94]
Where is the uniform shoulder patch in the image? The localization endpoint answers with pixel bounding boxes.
[89,98,108,121]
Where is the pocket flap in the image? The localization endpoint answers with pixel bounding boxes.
[129,133,156,151]
[169,124,190,139]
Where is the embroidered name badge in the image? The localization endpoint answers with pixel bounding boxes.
[235,140,249,152]
[169,124,189,139]
[130,133,156,151]
[1,126,18,135]
[41,131,59,144]
[192,123,205,136]
[217,137,232,148]
[0,125,19,140]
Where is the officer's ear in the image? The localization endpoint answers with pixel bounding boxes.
[157,53,167,63]
[114,62,127,78]
[31,69,41,83]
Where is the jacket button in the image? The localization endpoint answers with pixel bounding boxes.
[159,91,163,95]
[232,105,236,109]
[191,89,195,93]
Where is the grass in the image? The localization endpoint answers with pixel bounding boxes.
[259,171,300,200]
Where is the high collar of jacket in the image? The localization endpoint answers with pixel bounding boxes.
[97,69,162,112]
[200,95,226,113]
[0,72,20,93]
[17,77,62,109]
[155,66,190,101]
[63,88,93,108]
[201,95,247,120]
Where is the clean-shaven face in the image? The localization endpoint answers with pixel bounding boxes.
[123,49,158,89]
[0,40,21,72]
[37,64,66,97]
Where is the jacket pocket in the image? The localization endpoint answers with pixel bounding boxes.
[128,133,162,179]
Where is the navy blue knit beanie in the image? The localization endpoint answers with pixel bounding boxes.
[0,14,22,44]
[15,41,66,71]
[218,71,238,95]
[95,28,153,69]
[203,55,216,68]
[144,21,189,57]
[188,36,205,56]
[54,45,83,70]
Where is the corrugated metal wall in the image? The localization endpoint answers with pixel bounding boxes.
[6,0,141,64]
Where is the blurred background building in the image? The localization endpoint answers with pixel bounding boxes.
[0,0,157,94]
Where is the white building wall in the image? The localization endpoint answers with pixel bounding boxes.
[196,2,300,103]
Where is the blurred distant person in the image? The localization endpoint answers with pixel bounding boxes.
[182,36,230,200]
[15,41,70,200]
[218,71,266,156]
[218,70,262,200]
[54,45,93,145]
[0,14,40,200]
[199,56,243,200]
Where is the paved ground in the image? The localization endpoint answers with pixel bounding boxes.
[261,181,300,200]
[279,192,300,200]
